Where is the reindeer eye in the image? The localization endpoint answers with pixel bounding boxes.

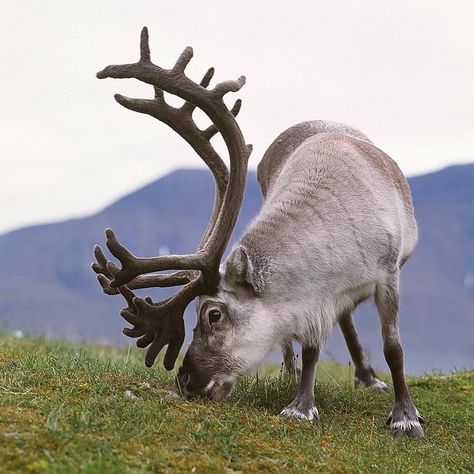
[208,309,222,323]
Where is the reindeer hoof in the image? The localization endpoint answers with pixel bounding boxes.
[356,376,390,393]
[386,408,424,438]
[280,405,319,421]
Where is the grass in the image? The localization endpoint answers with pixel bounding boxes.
[0,334,472,473]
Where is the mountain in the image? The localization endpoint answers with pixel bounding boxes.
[0,165,473,374]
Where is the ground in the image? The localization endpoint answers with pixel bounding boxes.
[0,334,472,473]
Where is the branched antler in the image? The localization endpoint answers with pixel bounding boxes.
[92,245,194,295]
[92,27,251,369]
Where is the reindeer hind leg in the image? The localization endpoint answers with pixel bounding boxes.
[339,310,389,393]
[281,340,301,380]
[376,274,424,437]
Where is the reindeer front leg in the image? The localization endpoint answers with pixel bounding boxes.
[339,310,389,393]
[280,345,320,421]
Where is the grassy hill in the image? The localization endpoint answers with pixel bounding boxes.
[0,334,472,473]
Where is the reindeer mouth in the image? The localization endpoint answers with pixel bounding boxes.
[177,374,235,401]
[205,378,235,401]
[175,368,236,401]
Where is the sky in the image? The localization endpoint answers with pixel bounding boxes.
[1,0,473,235]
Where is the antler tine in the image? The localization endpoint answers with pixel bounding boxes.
[181,67,215,114]
[199,67,215,88]
[203,99,242,140]
[173,47,193,73]
[212,76,246,98]
[140,27,151,63]
[97,273,119,296]
[92,244,118,294]
[95,27,251,369]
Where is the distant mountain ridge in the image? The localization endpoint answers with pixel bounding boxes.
[0,164,473,374]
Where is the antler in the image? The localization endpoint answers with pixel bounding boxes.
[92,27,251,370]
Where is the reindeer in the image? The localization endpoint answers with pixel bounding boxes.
[92,27,424,437]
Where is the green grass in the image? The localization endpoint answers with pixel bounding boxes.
[0,334,472,473]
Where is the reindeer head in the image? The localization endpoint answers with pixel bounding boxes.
[92,28,263,396]
[177,245,279,400]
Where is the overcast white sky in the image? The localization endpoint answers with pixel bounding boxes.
[1,1,473,235]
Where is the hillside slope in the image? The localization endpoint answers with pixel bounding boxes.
[0,165,473,374]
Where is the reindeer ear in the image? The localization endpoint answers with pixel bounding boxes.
[225,246,268,294]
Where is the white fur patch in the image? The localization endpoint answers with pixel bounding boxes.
[368,379,390,392]
[204,380,215,392]
[355,377,390,393]
[280,406,319,421]
[389,419,422,431]
[388,409,424,433]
